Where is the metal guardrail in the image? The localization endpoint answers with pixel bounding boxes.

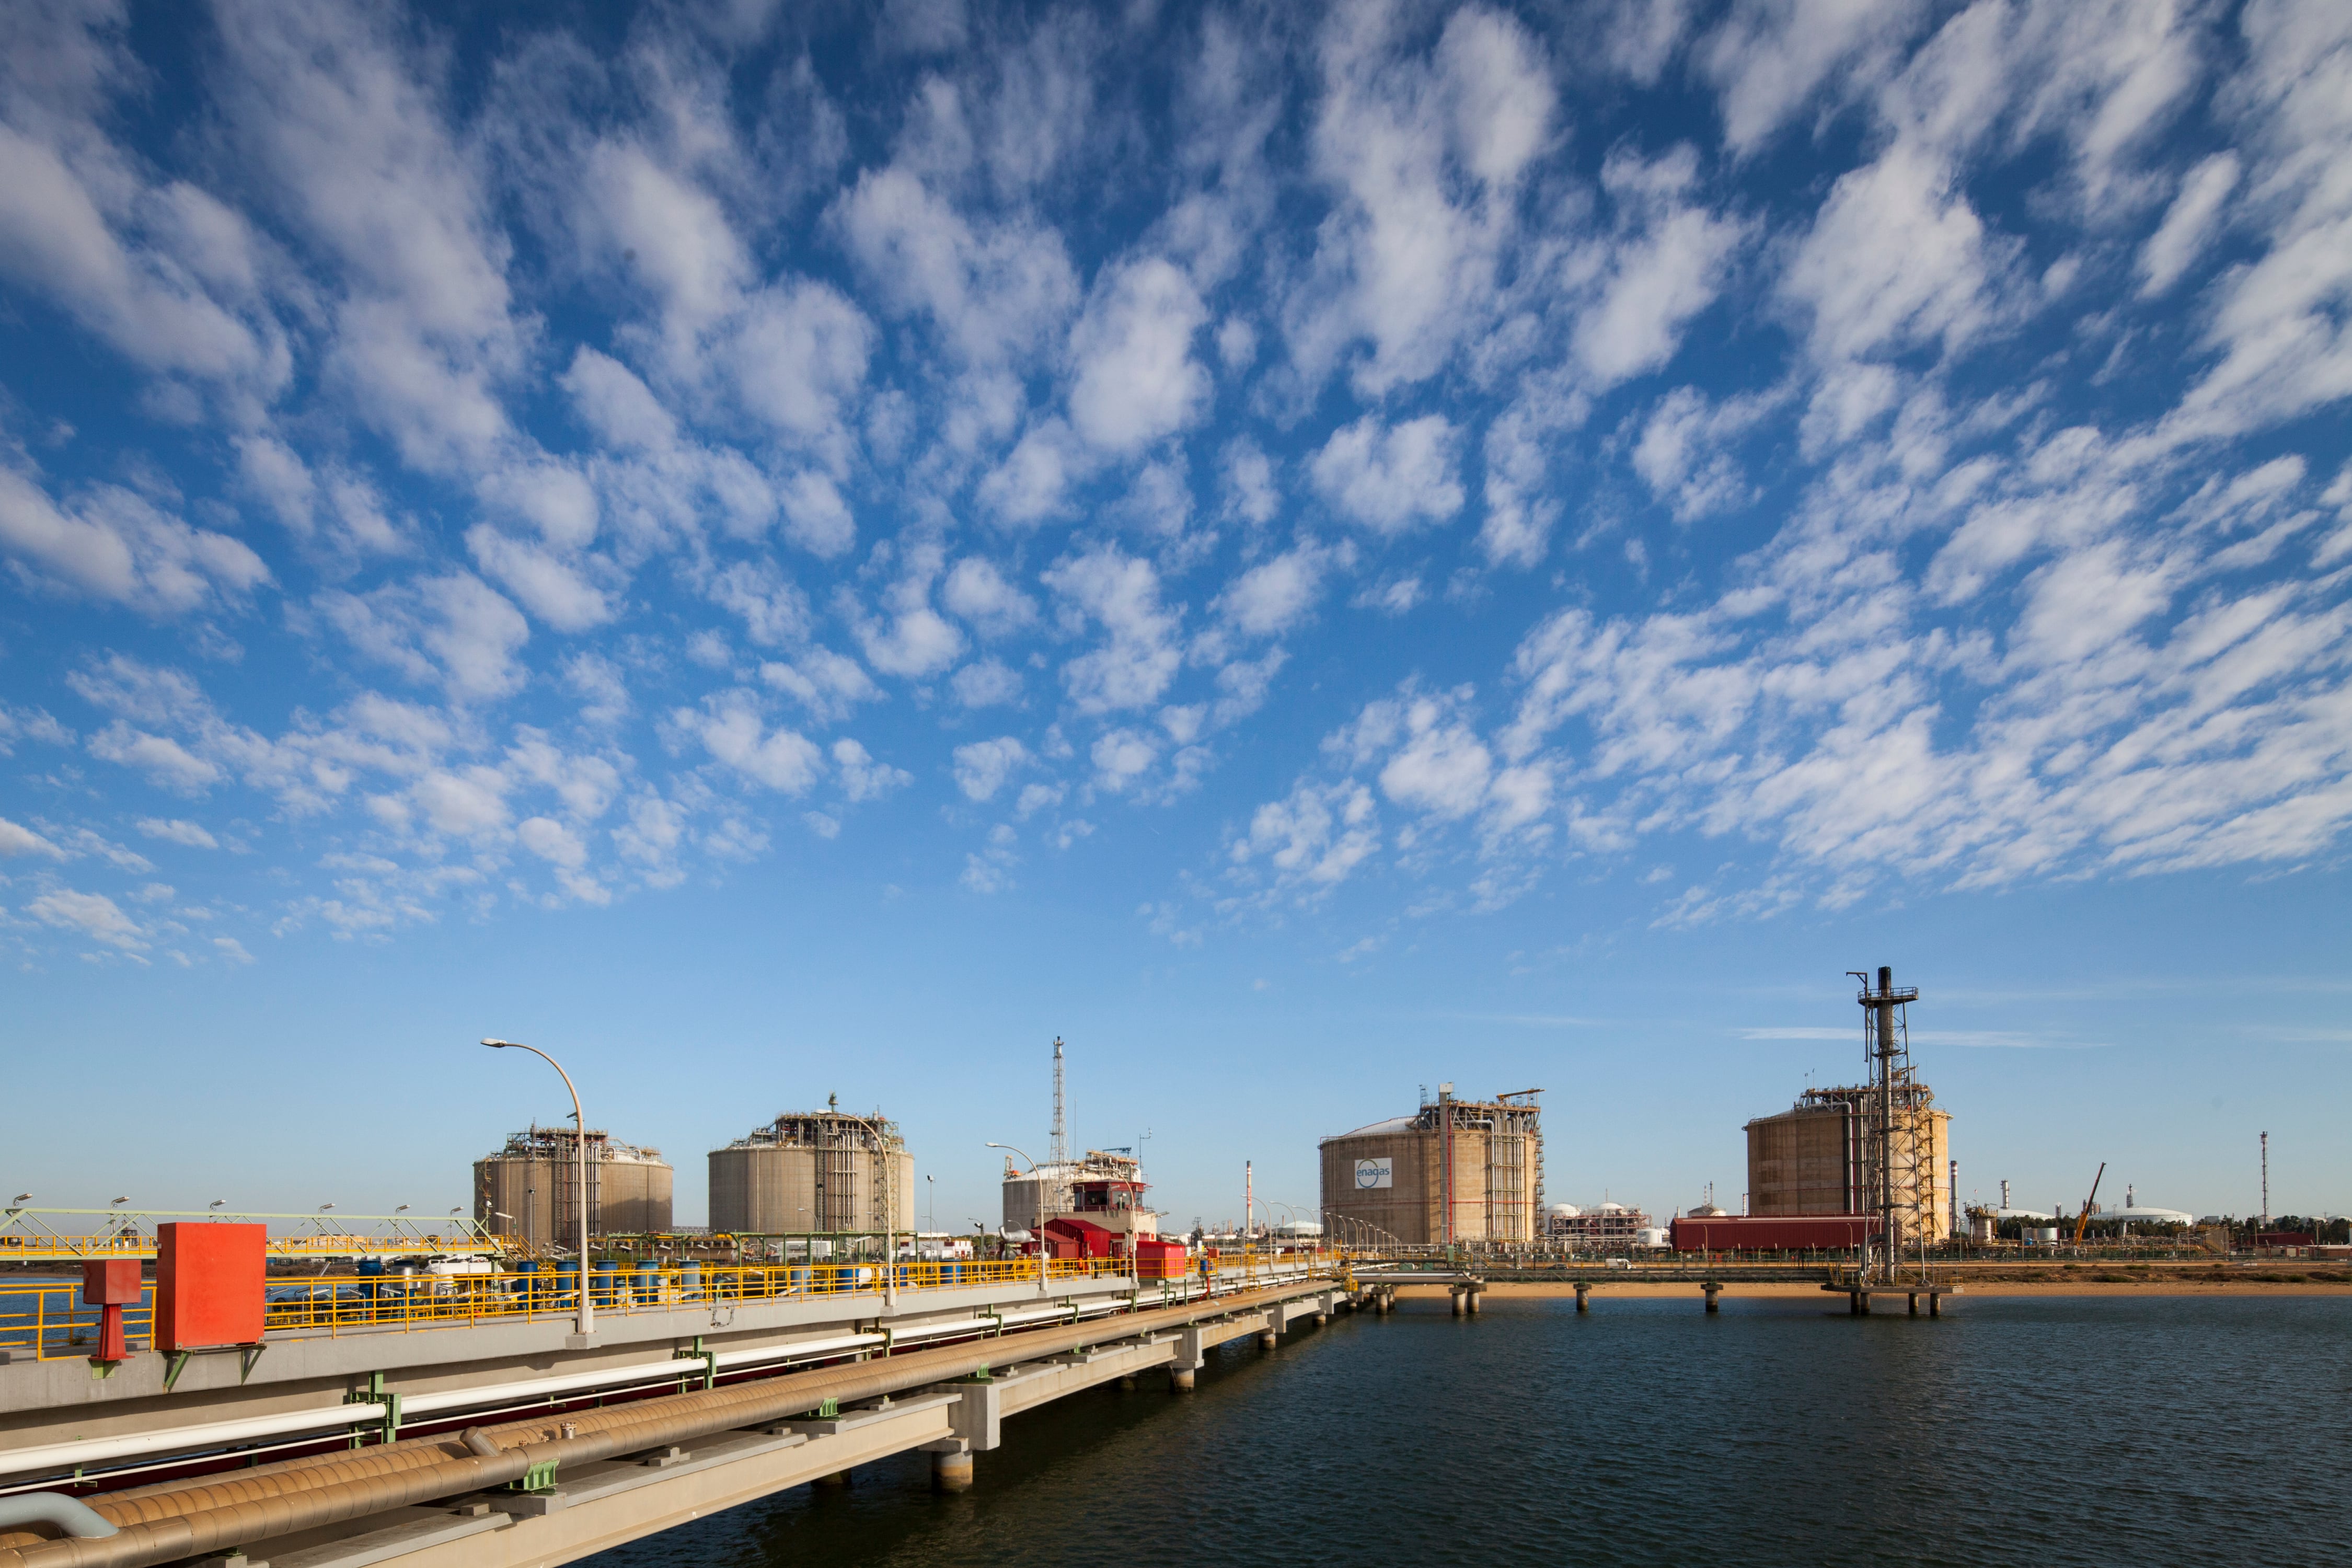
[1,1251,1353,1359]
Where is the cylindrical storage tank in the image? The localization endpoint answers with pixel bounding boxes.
[710,1143,820,1235]
[711,1110,915,1237]
[1318,1117,1438,1245]
[598,1149,674,1235]
[475,1129,670,1242]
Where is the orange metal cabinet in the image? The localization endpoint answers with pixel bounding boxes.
[156,1223,266,1352]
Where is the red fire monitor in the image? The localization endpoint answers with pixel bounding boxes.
[80,1259,142,1363]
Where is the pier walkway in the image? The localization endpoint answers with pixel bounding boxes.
[0,1260,1358,1568]
[1366,1261,1965,1316]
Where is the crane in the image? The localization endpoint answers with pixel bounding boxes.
[2071,1162,2107,1244]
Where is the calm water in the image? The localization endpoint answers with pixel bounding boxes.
[590,1292,2351,1568]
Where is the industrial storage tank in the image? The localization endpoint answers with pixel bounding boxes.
[1318,1087,1543,1247]
[1745,1088,1952,1244]
[708,1099,915,1236]
[472,1127,673,1243]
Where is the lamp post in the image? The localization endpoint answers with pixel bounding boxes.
[987,1142,1048,1295]
[483,1039,593,1337]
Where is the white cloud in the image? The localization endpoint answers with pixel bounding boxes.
[978,419,1091,526]
[411,766,511,838]
[1090,728,1158,791]
[517,814,588,869]
[0,467,269,615]
[961,822,1020,893]
[1228,778,1380,892]
[705,560,811,648]
[465,527,613,632]
[27,887,146,950]
[1214,540,1343,638]
[845,547,964,678]
[561,346,679,452]
[1632,386,1778,522]
[1345,686,1497,820]
[1479,390,1576,568]
[1701,0,1927,156]
[2137,152,2238,297]
[777,471,856,560]
[1570,146,1746,390]
[759,648,880,723]
[1287,4,1555,395]
[732,282,874,454]
[135,817,217,849]
[1223,439,1282,526]
[2163,4,2352,438]
[835,164,1078,367]
[942,557,1037,635]
[832,738,910,802]
[951,659,1023,708]
[212,936,257,964]
[89,724,223,790]
[317,573,531,703]
[1043,546,1183,713]
[1782,141,2004,367]
[212,5,523,472]
[0,108,286,401]
[1067,255,1210,451]
[953,736,1030,801]
[672,691,823,793]
[0,817,66,859]
[1309,414,1464,534]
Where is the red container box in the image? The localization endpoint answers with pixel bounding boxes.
[156,1223,266,1352]
[82,1259,143,1305]
[1134,1239,1187,1281]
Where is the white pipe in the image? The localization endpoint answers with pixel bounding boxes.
[0,1404,387,1482]
[885,1319,992,1345]
[412,1332,890,1413]
[401,1358,693,1416]
[993,1305,1076,1329]
[0,1494,117,1538]
[711,1333,880,1371]
[0,1327,905,1484]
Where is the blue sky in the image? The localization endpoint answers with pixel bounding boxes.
[3,1,2347,1233]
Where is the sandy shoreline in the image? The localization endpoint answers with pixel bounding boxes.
[1392,1278,2351,1299]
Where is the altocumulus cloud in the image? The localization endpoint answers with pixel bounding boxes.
[0,0,2345,965]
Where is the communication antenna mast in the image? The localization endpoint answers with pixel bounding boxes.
[1050,1037,1068,1169]
[2260,1131,2269,1227]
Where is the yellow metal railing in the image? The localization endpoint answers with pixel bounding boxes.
[0,1250,1352,1356]
[0,1283,158,1363]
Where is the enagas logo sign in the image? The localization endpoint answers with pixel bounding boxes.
[1354,1158,1393,1190]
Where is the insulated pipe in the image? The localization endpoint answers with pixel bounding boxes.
[0,1281,1319,1568]
[0,1406,390,1484]
[0,1500,116,1541]
[39,1333,893,1527]
[14,1331,900,1496]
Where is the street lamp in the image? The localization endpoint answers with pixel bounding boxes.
[483,1038,593,1337]
[987,1142,1050,1295]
